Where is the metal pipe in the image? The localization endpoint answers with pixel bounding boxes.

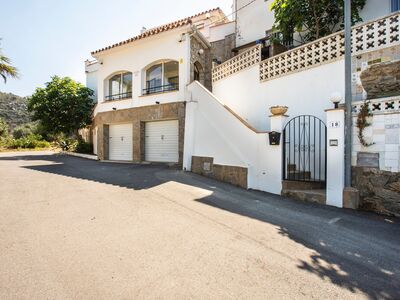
[344,0,352,187]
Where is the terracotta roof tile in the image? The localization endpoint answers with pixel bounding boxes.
[91,8,221,55]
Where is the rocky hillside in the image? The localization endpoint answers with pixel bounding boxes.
[0,92,31,130]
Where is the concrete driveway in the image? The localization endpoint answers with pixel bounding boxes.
[0,151,399,299]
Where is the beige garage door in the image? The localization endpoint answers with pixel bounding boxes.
[145,120,179,163]
[109,124,133,161]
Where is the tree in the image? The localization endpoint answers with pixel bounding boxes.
[270,0,366,44]
[28,76,94,136]
[0,117,8,137]
[0,40,19,83]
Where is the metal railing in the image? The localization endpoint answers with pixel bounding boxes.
[105,91,132,101]
[142,83,179,95]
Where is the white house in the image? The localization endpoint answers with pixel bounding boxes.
[85,2,400,213]
[86,8,234,163]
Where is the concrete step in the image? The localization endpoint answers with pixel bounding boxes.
[287,171,311,180]
[282,180,326,191]
[282,189,326,205]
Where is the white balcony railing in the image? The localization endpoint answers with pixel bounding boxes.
[211,12,400,83]
[212,44,261,83]
[260,12,400,82]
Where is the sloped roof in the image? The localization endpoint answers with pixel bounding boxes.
[91,8,222,55]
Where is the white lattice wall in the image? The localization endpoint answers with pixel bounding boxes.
[259,12,400,82]
[212,45,261,82]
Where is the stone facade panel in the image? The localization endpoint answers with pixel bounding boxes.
[93,102,185,165]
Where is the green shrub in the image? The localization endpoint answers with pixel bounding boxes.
[13,122,39,139]
[0,117,9,138]
[57,138,78,151]
[0,134,51,149]
[75,140,93,154]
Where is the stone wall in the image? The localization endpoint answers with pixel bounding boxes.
[352,166,400,217]
[360,60,400,100]
[93,102,185,165]
[190,34,236,92]
[190,37,212,91]
[191,156,248,189]
[352,45,400,101]
[210,33,236,64]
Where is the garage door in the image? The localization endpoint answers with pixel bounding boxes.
[109,124,133,161]
[145,120,179,163]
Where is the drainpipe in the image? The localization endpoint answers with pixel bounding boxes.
[344,0,352,187]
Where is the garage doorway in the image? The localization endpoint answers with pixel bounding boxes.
[145,120,179,163]
[109,124,133,161]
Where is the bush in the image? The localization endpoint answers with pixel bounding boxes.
[0,117,9,138]
[75,140,93,154]
[13,122,39,139]
[57,138,78,151]
[0,134,51,150]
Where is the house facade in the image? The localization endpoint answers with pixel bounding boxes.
[85,2,400,216]
[85,8,234,164]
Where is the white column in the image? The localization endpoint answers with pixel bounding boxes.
[326,108,345,208]
[270,114,288,132]
[269,114,288,194]
[182,92,197,171]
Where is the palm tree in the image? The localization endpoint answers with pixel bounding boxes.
[0,40,19,83]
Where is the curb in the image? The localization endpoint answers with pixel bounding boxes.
[61,151,99,161]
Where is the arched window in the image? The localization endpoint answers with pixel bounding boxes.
[106,71,132,101]
[144,60,179,95]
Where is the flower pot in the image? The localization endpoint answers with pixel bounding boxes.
[270,106,288,116]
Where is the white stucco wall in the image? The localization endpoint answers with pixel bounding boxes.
[91,28,190,115]
[85,61,99,102]
[213,60,345,131]
[360,0,392,22]
[235,0,274,47]
[206,22,235,43]
[184,81,285,195]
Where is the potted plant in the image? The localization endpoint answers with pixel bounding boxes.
[270,105,288,116]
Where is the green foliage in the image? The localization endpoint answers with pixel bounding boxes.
[28,76,94,136]
[0,40,19,83]
[12,122,39,139]
[57,137,78,151]
[270,0,366,43]
[75,139,93,154]
[0,134,51,149]
[0,91,31,130]
[356,101,374,147]
[0,117,8,137]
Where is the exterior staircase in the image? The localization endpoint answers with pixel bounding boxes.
[282,164,326,205]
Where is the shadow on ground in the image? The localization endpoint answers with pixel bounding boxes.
[1,152,400,299]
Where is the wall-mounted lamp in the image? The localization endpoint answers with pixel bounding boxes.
[155,101,160,105]
[112,107,117,111]
[330,92,343,109]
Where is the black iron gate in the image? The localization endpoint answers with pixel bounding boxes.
[283,115,327,182]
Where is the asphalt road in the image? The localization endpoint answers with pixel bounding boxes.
[0,151,399,299]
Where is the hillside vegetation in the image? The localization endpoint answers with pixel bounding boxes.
[0,91,31,130]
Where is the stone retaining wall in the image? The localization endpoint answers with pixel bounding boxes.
[191,156,247,189]
[352,166,400,217]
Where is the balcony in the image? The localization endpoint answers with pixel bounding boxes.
[105,91,132,101]
[142,83,179,95]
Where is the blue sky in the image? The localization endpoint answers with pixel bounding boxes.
[0,0,232,96]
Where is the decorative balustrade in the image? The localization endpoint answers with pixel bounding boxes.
[212,45,261,83]
[352,97,400,115]
[259,12,400,82]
